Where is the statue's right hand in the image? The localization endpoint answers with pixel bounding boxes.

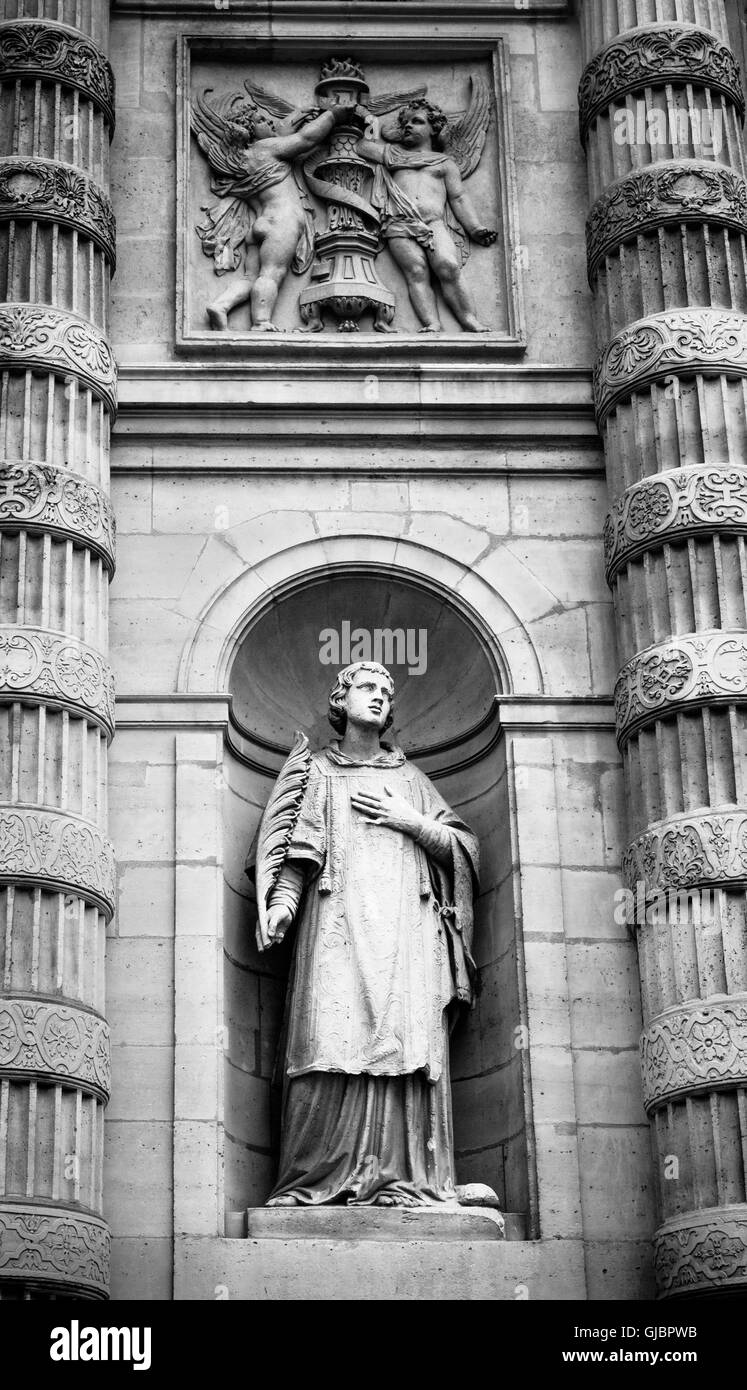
[256,903,293,953]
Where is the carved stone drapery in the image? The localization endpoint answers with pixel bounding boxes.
[0,997,110,1101]
[0,157,116,265]
[641,996,747,1111]
[0,3,115,1300]
[0,19,115,131]
[614,631,747,744]
[578,22,745,143]
[586,161,747,285]
[579,0,747,1298]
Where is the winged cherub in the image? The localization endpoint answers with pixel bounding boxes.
[191,88,348,331]
[357,81,497,332]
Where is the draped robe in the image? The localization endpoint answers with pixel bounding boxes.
[266,741,479,1206]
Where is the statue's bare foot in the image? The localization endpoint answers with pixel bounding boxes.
[266,1194,300,1206]
[418,325,441,334]
[461,320,490,333]
[206,304,228,331]
[253,321,282,333]
[374,1191,420,1208]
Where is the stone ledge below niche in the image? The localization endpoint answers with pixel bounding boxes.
[174,1233,588,1300]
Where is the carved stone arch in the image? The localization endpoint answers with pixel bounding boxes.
[177,533,544,699]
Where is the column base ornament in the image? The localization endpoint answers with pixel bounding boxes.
[0,626,115,737]
[604,466,747,582]
[594,308,747,425]
[623,808,747,898]
[579,23,744,144]
[655,1205,747,1298]
[0,806,115,919]
[0,996,110,1101]
[0,305,117,416]
[0,20,115,133]
[614,630,747,744]
[641,994,747,1111]
[0,1203,110,1298]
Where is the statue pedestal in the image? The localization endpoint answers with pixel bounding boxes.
[246,1205,508,1242]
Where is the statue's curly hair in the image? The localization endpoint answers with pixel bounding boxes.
[227,100,257,144]
[328,661,395,735]
[398,98,448,141]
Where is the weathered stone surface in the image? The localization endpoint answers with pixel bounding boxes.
[246,1206,505,1242]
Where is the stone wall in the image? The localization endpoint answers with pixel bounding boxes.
[100,0,659,1300]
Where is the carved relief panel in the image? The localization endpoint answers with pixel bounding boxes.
[177,36,524,352]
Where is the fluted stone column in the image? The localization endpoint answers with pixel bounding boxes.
[0,0,115,1299]
[579,3,747,1299]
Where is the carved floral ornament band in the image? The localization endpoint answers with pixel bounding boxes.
[654,1205,747,1298]
[622,809,747,900]
[0,1204,109,1297]
[0,997,110,1101]
[640,994,747,1112]
[0,807,115,920]
[0,626,115,739]
[614,630,747,746]
[578,22,745,144]
[604,466,747,583]
[593,308,747,426]
[0,462,116,574]
[586,160,747,285]
[0,157,116,267]
[0,20,115,133]
[0,305,117,417]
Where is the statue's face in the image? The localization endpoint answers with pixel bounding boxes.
[343,669,393,732]
[399,109,434,149]
[253,114,277,140]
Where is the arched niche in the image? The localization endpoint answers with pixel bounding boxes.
[221,566,533,1225]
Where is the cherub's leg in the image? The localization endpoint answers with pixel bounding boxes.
[206,277,253,331]
[429,224,489,333]
[387,236,441,332]
[251,220,300,330]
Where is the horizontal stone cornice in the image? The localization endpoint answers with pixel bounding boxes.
[623,808,747,899]
[586,160,747,285]
[594,309,747,426]
[0,305,117,417]
[0,1203,109,1297]
[641,994,747,1112]
[0,995,110,1101]
[0,157,116,266]
[0,20,115,133]
[614,630,747,744]
[0,626,115,738]
[0,462,116,574]
[579,22,745,144]
[0,806,115,920]
[604,466,747,583]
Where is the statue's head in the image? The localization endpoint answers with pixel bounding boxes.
[397,99,447,150]
[226,100,276,147]
[328,661,395,735]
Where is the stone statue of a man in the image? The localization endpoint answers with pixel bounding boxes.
[250,660,480,1207]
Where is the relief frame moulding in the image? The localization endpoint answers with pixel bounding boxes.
[175,30,526,362]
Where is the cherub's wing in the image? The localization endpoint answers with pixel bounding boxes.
[443,74,492,179]
[243,77,296,119]
[190,88,246,178]
[364,84,427,116]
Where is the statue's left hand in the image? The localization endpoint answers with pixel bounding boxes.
[351,784,423,837]
[472,227,498,246]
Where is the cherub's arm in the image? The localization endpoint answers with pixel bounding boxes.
[355,107,386,165]
[270,107,338,160]
[443,158,497,245]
